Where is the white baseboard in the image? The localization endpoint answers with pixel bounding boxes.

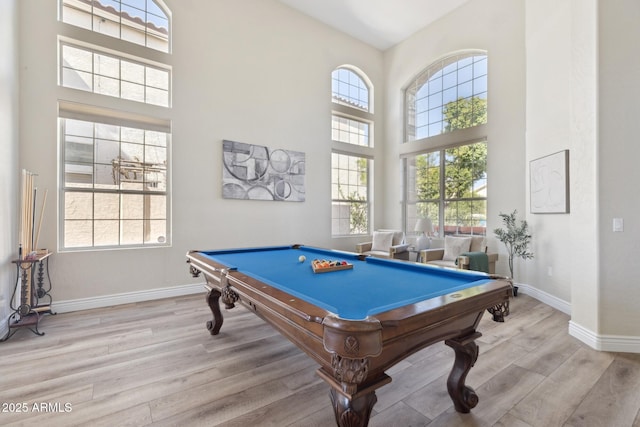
[569,321,640,353]
[52,282,205,314]
[514,283,572,315]
[517,283,640,353]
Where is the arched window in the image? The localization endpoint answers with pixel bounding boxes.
[403,52,488,237]
[405,52,487,141]
[332,67,370,112]
[331,66,373,236]
[61,0,170,53]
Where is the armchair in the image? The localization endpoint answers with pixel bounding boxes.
[356,230,410,260]
[420,234,498,274]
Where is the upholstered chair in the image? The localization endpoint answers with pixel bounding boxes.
[420,234,498,274]
[356,230,410,260]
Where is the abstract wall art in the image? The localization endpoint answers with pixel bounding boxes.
[222,140,306,202]
[530,149,570,213]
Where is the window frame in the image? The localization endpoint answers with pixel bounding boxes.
[402,51,488,236]
[331,152,372,236]
[59,110,171,251]
[60,0,171,53]
[331,114,372,148]
[404,139,488,237]
[331,66,374,237]
[404,50,487,143]
[57,0,172,252]
[59,40,171,107]
[331,67,371,112]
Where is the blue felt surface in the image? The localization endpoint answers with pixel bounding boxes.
[200,245,492,320]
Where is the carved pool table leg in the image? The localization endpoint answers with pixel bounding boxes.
[445,331,481,413]
[205,285,223,335]
[329,388,377,427]
[317,360,390,427]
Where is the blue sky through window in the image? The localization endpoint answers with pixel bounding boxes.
[332,68,369,111]
[409,53,487,140]
[94,0,168,31]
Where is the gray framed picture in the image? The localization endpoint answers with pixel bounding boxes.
[530,149,569,214]
[222,140,305,202]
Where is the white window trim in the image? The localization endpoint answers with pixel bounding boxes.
[403,50,488,143]
[331,65,374,237]
[402,137,488,236]
[59,38,172,108]
[57,0,172,251]
[58,105,172,251]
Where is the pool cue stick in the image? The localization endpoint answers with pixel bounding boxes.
[28,174,34,253]
[32,187,37,252]
[21,170,29,256]
[15,170,26,310]
[34,188,47,251]
[21,170,27,246]
[24,172,35,307]
[19,170,25,256]
[24,174,30,254]
[26,174,33,305]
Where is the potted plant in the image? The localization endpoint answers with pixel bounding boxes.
[493,210,534,295]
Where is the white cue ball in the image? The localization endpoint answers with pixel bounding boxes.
[299,255,306,262]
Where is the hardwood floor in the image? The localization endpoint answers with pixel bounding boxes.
[1,293,639,427]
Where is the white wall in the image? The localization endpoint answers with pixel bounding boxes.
[599,0,640,338]
[524,0,573,305]
[382,0,527,268]
[0,0,19,336]
[525,0,599,332]
[17,0,383,303]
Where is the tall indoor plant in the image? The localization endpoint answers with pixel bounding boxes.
[493,210,534,286]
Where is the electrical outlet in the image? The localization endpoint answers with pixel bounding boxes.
[613,218,624,232]
[547,266,553,276]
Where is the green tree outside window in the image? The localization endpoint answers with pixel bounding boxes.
[412,96,488,234]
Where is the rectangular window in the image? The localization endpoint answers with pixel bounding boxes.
[405,141,487,236]
[331,153,369,236]
[331,115,371,147]
[60,42,170,107]
[60,116,169,250]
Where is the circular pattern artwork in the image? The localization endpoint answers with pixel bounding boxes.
[222,140,306,202]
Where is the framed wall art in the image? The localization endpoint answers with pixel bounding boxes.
[222,140,306,202]
[530,149,569,214]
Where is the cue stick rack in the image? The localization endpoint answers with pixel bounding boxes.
[1,170,55,342]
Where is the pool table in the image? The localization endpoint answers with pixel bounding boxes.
[186,245,512,427]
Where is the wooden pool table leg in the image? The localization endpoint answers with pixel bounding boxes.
[204,270,239,336]
[318,364,390,427]
[329,388,377,427]
[204,285,224,335]
[445,331,481,413]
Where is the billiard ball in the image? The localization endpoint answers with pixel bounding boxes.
[299,255,306,262]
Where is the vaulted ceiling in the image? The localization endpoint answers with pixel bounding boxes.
[277,0,471,50]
